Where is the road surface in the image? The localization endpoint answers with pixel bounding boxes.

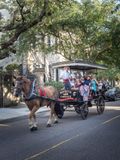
[0,101,120,160]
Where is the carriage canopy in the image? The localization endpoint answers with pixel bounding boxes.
[51,60,107,81]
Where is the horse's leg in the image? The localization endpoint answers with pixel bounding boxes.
[28,110,34,130]
[33,114,38,130]
[47,105,54,127]
[27,105,34,130]
[54,113,58,124]
[53,103,58,124]
[29,106,39,131]
[28,118,34,130]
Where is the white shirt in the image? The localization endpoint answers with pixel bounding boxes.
[98,82,103,90]
[60,70,70,80]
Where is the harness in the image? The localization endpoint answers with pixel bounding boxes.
[39,88,46,97]
[24,80,49,107]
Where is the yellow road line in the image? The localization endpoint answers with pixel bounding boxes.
[0,124,9,127]
[102,114,120,124]
[24,134,79,160]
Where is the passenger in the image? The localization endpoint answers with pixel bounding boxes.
[98,80,103,92]
[90,76,98,97]
[69,73,76,88]
[74,78,81,88]
[84,75,91,86]
[60,67,71,90]
[79,79,90,102]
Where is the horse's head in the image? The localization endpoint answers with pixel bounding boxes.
[13,76,31,97]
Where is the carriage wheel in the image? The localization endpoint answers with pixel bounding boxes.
[80,103,89,120]
[96,96,105,114]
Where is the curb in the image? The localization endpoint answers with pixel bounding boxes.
[0,108,49,124]
[0,115,28,124]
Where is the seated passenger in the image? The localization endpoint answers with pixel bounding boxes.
[98,80,103,92]
[69,74,76,88]
[74,79,81,88]
[90,76,98,97]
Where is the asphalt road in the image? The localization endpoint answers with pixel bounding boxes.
[0,101,120,160]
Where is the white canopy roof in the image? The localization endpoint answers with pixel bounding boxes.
[51,60,107,70]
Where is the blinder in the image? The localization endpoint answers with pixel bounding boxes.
[14,79,24,97]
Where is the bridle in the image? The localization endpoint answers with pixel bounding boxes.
[14,79,24,97]
[14,77,37,100]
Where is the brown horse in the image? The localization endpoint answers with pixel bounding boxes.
[13,76,59,131]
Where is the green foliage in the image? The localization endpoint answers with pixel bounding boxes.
[45,80,64,91]
[5,63,19,72]
[0,0,120,69]
[0,68,5,75]
[97,67,120,81]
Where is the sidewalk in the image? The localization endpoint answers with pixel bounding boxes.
[0,102,49,121]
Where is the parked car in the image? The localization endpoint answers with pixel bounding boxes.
[105,87,120,101]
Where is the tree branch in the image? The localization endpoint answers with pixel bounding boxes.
[91,47,112,63]
[0,0,49,52]
[16,0,25,22]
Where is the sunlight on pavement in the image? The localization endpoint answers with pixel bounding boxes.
[0,124,9,127]
[91,106,120,110]
[105,106,120,110]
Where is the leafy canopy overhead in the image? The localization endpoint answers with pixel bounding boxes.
[0,0,120,68]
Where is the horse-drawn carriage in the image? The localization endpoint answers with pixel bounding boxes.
[56,87,105,120]
[51,60,107,120]
[13,60,107,131]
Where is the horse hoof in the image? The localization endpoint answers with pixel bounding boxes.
[57,114,63,119]
[30,127,35,131]
[30,127,38,131]
[47,124,51,127]
[54,120,58,124]
[33,127,38,130]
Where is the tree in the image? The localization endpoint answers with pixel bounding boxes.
[0,0,120,69]
[0,0,70,58]
[46,0,120,67]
